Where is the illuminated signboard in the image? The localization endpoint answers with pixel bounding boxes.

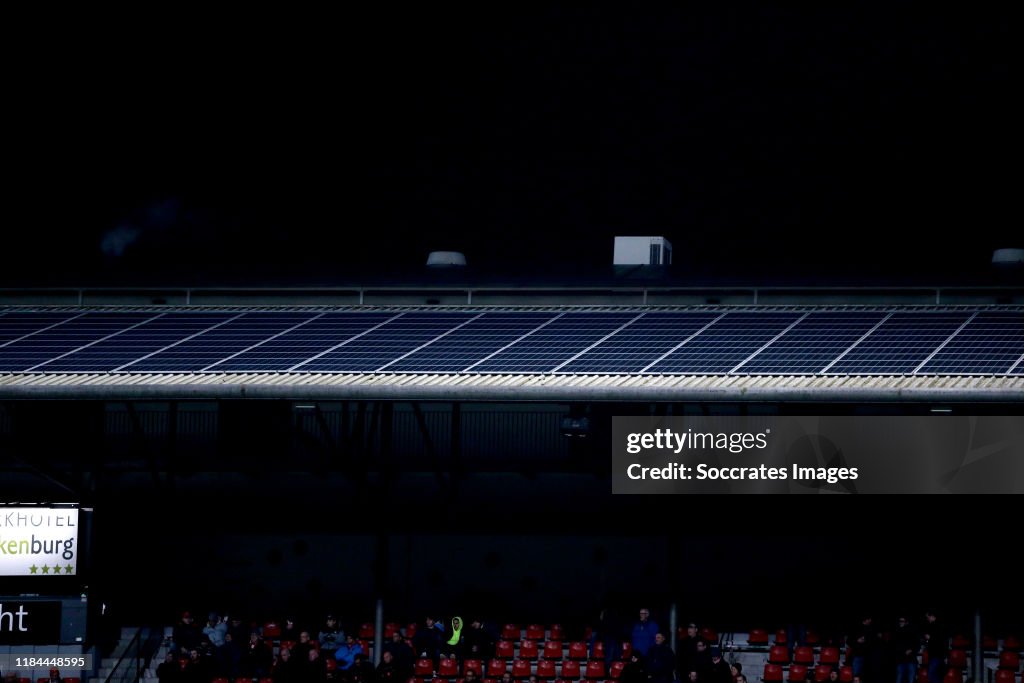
[0,506,78,577]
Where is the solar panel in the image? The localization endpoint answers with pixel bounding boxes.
[211,311,398,372]
[917,311,1024,374]
[471,312,641,373]
[123,312,316,372]
[0,311,85,347]
[827,311,972,374]
[647,311,803,373]
[557,311,722,373]
[298,311,478,372]
[36,312,237,372]
[385,311,559,372]
[739,311,888,374]
[0,312,156,372]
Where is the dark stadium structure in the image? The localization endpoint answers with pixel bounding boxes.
[1,283,1022,683]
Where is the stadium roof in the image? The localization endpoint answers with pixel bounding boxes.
[1,304,1022,401]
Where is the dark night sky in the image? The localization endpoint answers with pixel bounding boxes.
[5,7,1020,285]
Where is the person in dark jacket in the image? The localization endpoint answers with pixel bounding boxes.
[413,616,444,672]
[923,610,947,683]
[620,651,647,683]
[646,633,676,683]
[892,616,920,683]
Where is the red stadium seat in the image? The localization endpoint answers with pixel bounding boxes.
[235,678,251,683]
[360,622,375,639]
[814,665,831,682]
[568,642,588,660]
[537,661,557,679]
[788,664,808,682]
[840,666,853,682]
[795,647,815,666]
[281,639,297,653]
[497,640,516,659]
[550,625,565,642]
[944,669,963,683]
[407,623,419,639]
[488,660,507,677]
[543,641,563,660]
[503,624,521,641]
[769,646,791,665]
[918,669,930,683]
[776,630,788,646]
[521,640,540,659]
[417,658,436,676]
[610,662,625,679]
[585,661,606,680]
[951,635,971,650]
[386,622,401,638]
[260,679,275,683]
[361,639,371,655]
[805,631,821,646]
[994,671,1015,683]
[748,629,770,646]
[700,628,718,645]
[998,651,1020,670]
[592,642,605,660]
[465,660,484,676]
[440,658,460,677]
[764,664,784,682]
[949,650,968,670]
[527,625,546,640]
[621,642,632,660]
[561,661,582,679]
[820,647,841,666]
[210,679,229,683]
[263,621,282,638]
[983,635,999,651]
[1004,635,1021,652]
[512,659,533,679]
[64,679,81,683]
[326,659,338,672]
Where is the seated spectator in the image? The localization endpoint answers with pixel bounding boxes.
[320,614,347,655]
[336,633,366,670]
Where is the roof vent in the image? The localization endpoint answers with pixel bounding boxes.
[426,251,467,267]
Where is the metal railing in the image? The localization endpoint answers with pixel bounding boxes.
[103,626,162,683]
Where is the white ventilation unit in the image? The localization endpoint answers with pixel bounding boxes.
[613,236,672,265]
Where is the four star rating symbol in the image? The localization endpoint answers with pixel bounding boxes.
[27,564,75,575]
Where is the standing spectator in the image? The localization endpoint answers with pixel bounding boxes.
[922,610,947,683]
[892,616,919,683]
[465,618,497,660]
[172,612,202,655]
[382,629,415,680]
[320,614,347,656]
[677,623,702,680]
[414,616,444,672]
[241,631,274,679]
[646,633,676,683]
[631,608,661,657]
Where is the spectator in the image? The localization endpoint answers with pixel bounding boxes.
[47,668,65,683]
[272,646,302,683]
[465,618,497,660]
[302,647,328,682]
[281,616,302,644]
[172,611,202,655]
[156,652,180,683]
[320,614,347,655]
[336,633,366,671]
[646,632,676,683]
[729,662,743,682]
[241,631,274,679]
[443,616,465,658]
[677,623,702,679]
[705,646,731,683]
[892,616,919,683]
[382,629,415,680]
[376,650,402,683]
[620,651,646,683]
[414,616,444,671]
[351,652,377,683]
[631,608,660,657]
[922,610,947,683]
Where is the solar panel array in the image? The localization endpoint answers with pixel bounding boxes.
[0,307,1022,375]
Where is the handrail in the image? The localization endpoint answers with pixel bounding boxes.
[103,626,162,683]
